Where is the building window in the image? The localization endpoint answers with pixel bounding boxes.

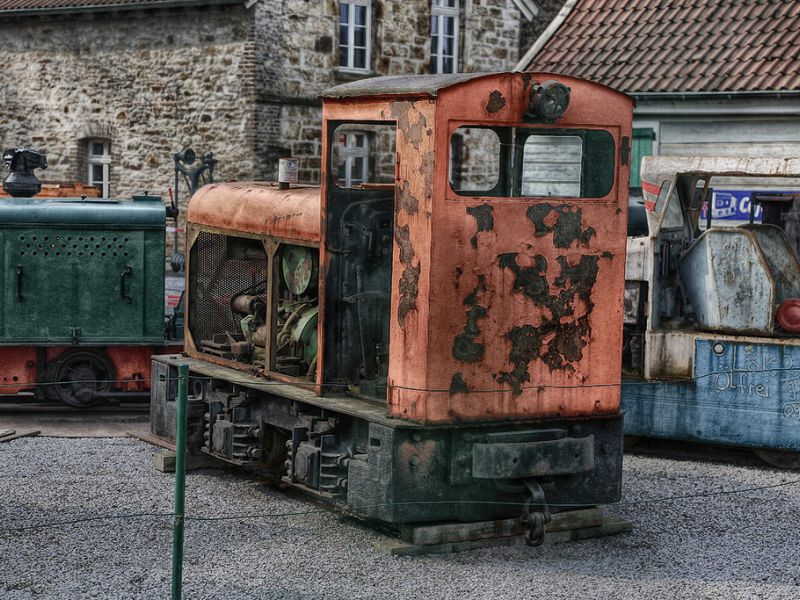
[87,139,111,198]
[431,0,459,74]
[336,132,369,188]
[339,0,371,72]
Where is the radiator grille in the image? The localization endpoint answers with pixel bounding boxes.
[188,231,267,352]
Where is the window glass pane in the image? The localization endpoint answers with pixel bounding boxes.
[340,4,348,23]
[431,15,438,34]
[656,182,683,229]
[91,142,105,156]
[442,56,453,73]
[443,16,454,35]
[92,164,104,183]
[654,183,670,213]
[339,46,348,67]
[353,25,366,48]
[442,36,453,56]
[352,157,365,183]
[449,128,501,193]
[521,135,582,197]
[332,124,396,189]
[355,5,367,24]
[354,48,366,69]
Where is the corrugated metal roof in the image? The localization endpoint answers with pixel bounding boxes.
[0,0,239,15]
[522,0,800,94]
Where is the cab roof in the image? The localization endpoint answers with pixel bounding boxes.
[322,72,502,99]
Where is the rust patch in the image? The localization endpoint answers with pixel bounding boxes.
[486,90,506,114]
[526,204,596,249]
[397,264,420,327]
[419,150,434,202]
[449,373,468,395]
[395,224,419,327]
[496,252,604,393]
[553,255,600,309]
[497,253,552,312]
[541,316,591,371]
[522,72,533,89]
[394,224,414,264]
[391,101,427,150]
[497,325,543,395]
[466,204,494,248]
[397,180,419,215]
[452,276,488,363]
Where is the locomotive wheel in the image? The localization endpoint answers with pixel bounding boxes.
[752,448,800,470]
[52,350,116,408]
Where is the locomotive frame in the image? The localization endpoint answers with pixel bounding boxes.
[151,72,633,539]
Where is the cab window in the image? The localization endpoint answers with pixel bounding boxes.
[449,126,615,199]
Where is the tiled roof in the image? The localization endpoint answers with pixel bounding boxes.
[522,0,800,94]
[0,0,237,14]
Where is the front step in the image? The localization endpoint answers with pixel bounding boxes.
[375,508,631,555]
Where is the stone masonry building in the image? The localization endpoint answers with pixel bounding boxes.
[1,0,534,257]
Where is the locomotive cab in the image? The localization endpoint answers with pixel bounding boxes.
[622,157,800,467]
[153,72,633,537]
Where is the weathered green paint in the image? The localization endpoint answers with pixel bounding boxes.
[0,196,165,344]
[630,128,655,187]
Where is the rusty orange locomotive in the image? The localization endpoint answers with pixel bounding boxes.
[151,71,632,543]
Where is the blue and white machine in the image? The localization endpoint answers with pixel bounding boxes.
[622,156,800,468]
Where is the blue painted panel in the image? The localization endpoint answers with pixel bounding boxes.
[623,338,800,450]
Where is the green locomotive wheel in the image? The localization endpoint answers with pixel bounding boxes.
[52,349,116,408]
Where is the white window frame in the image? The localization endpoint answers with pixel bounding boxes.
[431,0,459,74]
[337,132,370,188]
[339,0,372,73]
[87,139,111,198]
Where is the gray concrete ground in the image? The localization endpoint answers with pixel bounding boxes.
[1,437,799,599]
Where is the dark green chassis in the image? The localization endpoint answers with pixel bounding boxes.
[151,354,622,525]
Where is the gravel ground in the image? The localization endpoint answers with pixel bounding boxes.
[1,438,799,599]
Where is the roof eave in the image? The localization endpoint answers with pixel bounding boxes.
[631,90,800,101]
[0,0,244,17]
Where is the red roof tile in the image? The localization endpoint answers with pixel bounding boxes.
[523,0,800,94]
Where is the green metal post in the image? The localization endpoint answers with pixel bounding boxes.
[171,364,189,599]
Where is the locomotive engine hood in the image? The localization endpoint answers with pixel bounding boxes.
[187,182,320,243]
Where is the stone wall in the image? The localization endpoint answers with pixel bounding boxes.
[254,0,523,183]
[0,6,257,257]
[1,0,524,257]
[519,0,565,60]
